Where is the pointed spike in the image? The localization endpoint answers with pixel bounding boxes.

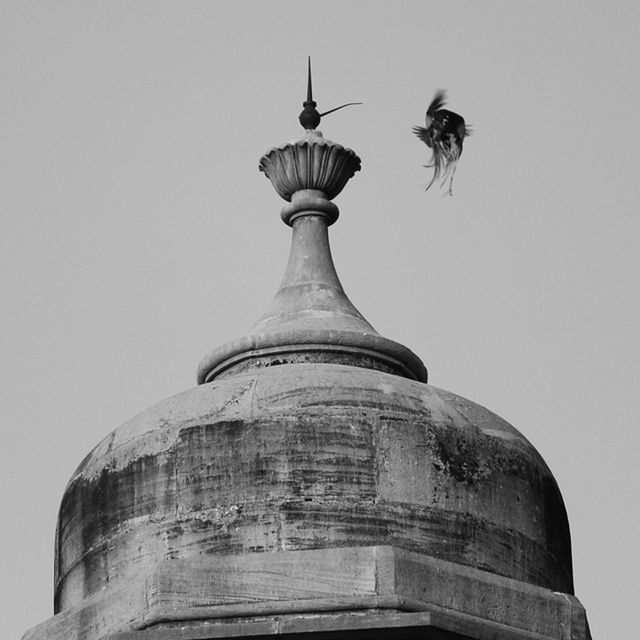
[307,56,313,103]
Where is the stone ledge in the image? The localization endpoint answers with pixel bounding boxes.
[22,546,590,640]
[110,610,556,640]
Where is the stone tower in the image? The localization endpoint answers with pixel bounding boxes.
[22,73,591,640]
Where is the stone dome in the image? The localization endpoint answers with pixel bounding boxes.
[26,110,588,640]
[55,364,573,616]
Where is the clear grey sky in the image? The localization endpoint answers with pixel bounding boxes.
[2,2,638,638]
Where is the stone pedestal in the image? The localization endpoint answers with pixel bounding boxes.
[24,546,589,640]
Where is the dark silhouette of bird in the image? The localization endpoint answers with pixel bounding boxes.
[413,90,470,196]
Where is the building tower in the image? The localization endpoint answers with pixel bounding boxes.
[22,70,591,640]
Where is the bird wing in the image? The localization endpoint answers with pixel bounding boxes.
[412,125,433,147]
[427,90,447,116]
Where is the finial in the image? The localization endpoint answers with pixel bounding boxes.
[199,78,427,385]
[298,57,362,130]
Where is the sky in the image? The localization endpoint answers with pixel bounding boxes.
[1,2,638,638]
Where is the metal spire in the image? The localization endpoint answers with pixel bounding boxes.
[298,57,362,130]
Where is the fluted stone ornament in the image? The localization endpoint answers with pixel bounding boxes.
[259,130,361,218]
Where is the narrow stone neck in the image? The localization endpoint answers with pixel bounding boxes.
[282,214,342,289]
[252,213,374,324]
[250,212,372,333]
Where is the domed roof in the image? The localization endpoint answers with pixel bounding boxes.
[25,68,589,640]
[56,364,572,618]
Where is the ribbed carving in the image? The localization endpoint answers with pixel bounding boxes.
[259,135,361,201]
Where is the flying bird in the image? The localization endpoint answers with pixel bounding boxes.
[412,91,470,196]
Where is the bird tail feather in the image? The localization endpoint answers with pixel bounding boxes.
[424,137,463,194]
[424,149,442,191]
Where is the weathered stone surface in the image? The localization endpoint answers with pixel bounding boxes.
[24,546,588,640]
[51,363,573,630]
